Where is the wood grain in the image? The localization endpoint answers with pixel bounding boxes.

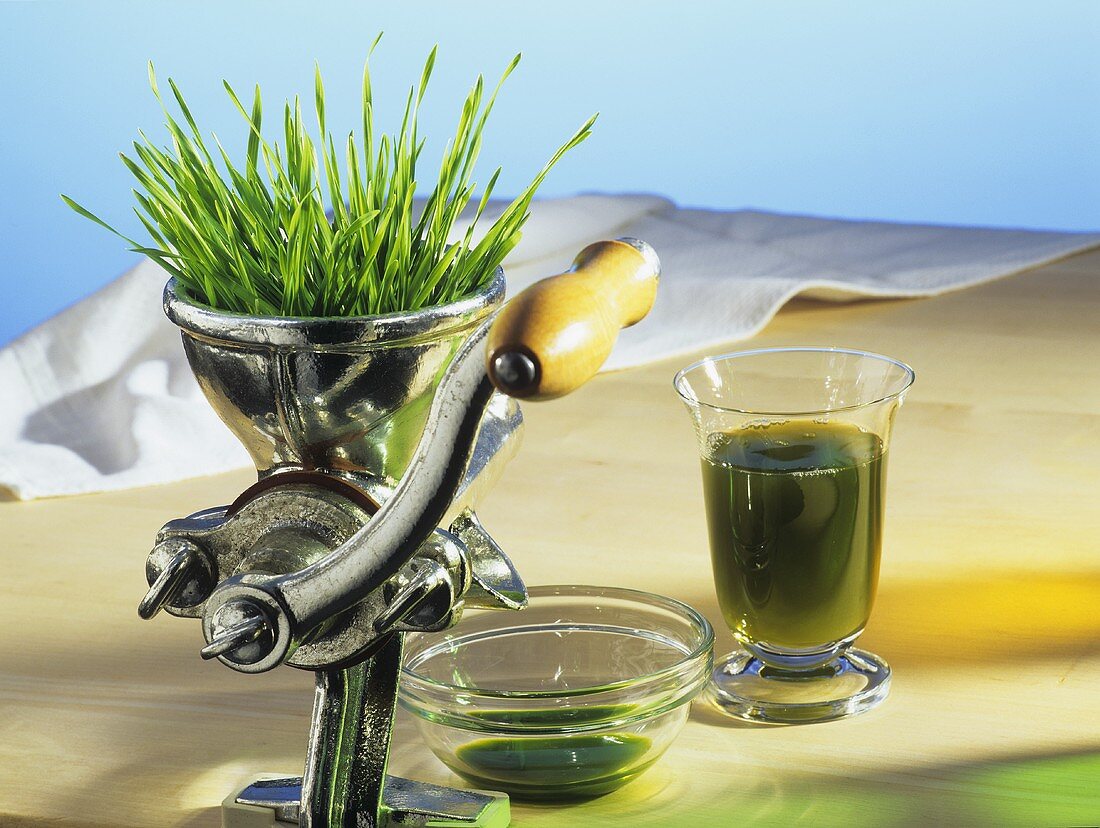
[2,249,1098,827]
[487,239,658,399]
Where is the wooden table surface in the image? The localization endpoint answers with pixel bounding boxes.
[3,249,1099,827]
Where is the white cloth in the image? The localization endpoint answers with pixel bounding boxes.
[2,194,1097,499]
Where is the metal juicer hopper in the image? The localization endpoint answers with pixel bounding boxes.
[165,268,520,495]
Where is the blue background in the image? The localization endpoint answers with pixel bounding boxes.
[2,1,1098,345]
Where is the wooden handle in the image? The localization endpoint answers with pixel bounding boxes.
[486,238,660,400]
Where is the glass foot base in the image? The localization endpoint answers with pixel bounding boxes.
[708,647,891,724]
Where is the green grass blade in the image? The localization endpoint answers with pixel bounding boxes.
[69,40,595,318]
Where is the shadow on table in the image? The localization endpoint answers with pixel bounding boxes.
[5,632,313,828]
[665,746,1100,828]
[677,568,1100,675]
[8,745,1099,828]
[34,677,311,828]
[388,740,1100,827]
[15,565,1100,827]
[16,625,1100,827]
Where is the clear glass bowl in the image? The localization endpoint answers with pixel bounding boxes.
[400,585,714,800]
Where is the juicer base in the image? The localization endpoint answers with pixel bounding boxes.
[222,774,510,827]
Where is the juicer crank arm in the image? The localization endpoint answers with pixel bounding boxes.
[200,238,661,672]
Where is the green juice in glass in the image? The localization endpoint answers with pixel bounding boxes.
[700,420,885,649]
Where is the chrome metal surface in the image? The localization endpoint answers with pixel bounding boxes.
[149,488,490,670]
[236,777,302,823]
[450,510,527,611]
[151,274,530,827]
[157,285,521,822]
[381,777,509,827]
[374,561,451,634]
[200,319,500,673]
[440,393,523,526]
[200,604,270,661]
[147,409,522,667]
[301,636,403,828]
[156,485,370,618]
[237,775,509,827]
[138,539,212,619]
[164,270,505,484]
[165,271,505,348]
[489,351,537,396]
[275,319,497,633]
[287,528,466,670]
[149,272,524,666]
[389,530,468,634]
[617,236,663,281]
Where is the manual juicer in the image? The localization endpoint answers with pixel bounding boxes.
[136,238,660,827]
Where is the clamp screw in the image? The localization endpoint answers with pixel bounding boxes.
[138,540,213,619]
[201,600,275,665]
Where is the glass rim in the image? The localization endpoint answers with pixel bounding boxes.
[400,584,715,701]
[673,346,915,417]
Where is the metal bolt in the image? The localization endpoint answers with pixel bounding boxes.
[491,351,538,395]
[138,539,213,619]
[201,600,275,665]
[373,562,451,634]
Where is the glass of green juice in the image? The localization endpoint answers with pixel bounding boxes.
[675,347,914,724]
